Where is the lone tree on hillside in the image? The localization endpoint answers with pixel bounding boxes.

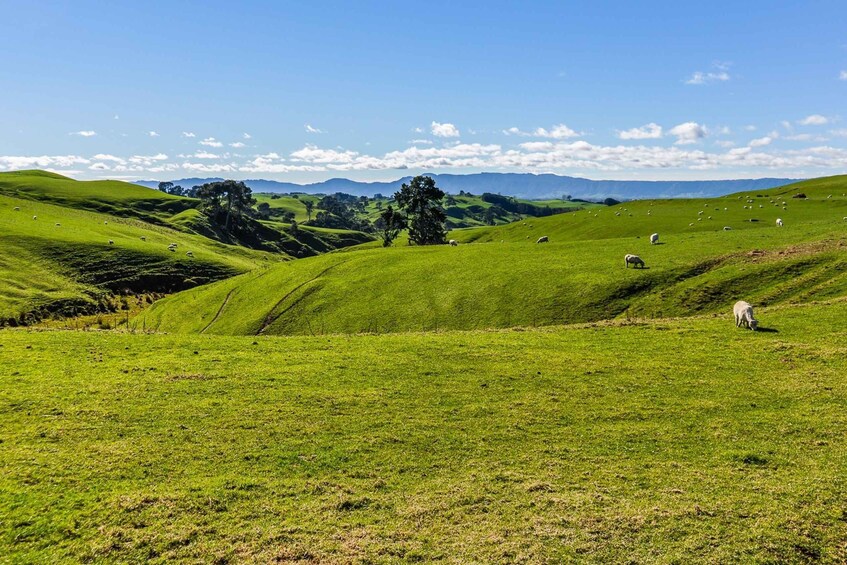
[375,205,407,247]
[304,200,314,222]
[196,180,256,232]
[393,175,447,245]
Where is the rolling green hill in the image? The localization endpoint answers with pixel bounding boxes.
[137,176,847,335]
[0,170,195,224]
[0,192,273,325]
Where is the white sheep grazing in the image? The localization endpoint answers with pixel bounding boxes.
[536,236,549,243]
[723,226,732,230]
[140,236,146,241]
[32,216,37,220]
[449,239,458,246]
[186,251,194,257]
[55,223,61,227]
[776,218,783,227]
[104,221,108,224]
[13,206,20,211]
[624,254,645,268]
[650,233,659,245]
[108,239,114,245]
[733,300,758,331]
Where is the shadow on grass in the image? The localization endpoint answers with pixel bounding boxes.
[756,327,779,333]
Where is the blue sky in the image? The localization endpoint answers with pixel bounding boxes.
[1,0,846,182]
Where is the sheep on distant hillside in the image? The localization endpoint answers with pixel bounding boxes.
[32,216,37,220]
[186,251,194,257]
[733,300,758,331]
[13,206,20,211]
[776,218,783,227]
[624,254,645,268]
[140,236,146,241]
[536,236,549,243]
[723,226,732,230]
[650,233,659,244]
[55,223,60,227]
[449,239,458,246]
[108,240,114,245]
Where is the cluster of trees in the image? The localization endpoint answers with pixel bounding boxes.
[310,194,373,232]
[157,175,450,249]
[480,193,564,218]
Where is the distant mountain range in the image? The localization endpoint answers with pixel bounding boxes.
[135,173,801,200]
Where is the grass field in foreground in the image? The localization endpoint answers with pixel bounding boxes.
[2,300,846,562]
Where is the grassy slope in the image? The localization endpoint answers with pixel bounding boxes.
[139,177,847,336]
[0,193,272,322]
[0,170,195,223]
[254,193,320,223]
[2,301,846,562]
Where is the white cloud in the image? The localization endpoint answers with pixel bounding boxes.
[744,125,757,132]
[798,114,829,126]
[409,139,433,145]
[243,133,252,139]
[0,155,91,170]
[304,124,324,134]
[431,121,460,138]
[839,70,847,81]
[70,130,97,137]
[715,140,735,148]
[617,123,663,140]
[193,151,220,159]
[182,132,196,138]
[668,122,707,145]
[113,115,119,120]
[749,136,774,147]
[199,137,223,147]
[830,129,847,137]
[685,63,732,85]
[229,141,246,148]
[504,124,581,139]
[533,124,580,139]
[93,154,126,164]
[148,131,159,137]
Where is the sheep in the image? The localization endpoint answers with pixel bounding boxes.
[108,240,114,245]
[13,206,20,211]
[448,239,458,246]
[185,251,194,257]
[698,210,704,215]
[733,300,759,331]
[140,236,146,241]
[624,254,645,268]
[104,221,108,224]
[55,223,61,227]
[650,233,659,245]
[32,216,37,220]
[723,226,732,230]
[536,236,549,243]
[776,218,783,227]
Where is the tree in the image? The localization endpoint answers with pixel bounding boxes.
[304,200,314,222]
[256,202,271,220]
[157,181,185,195]
[393,175,447,245]
[375,205,406,247]
[195,180,256,231]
